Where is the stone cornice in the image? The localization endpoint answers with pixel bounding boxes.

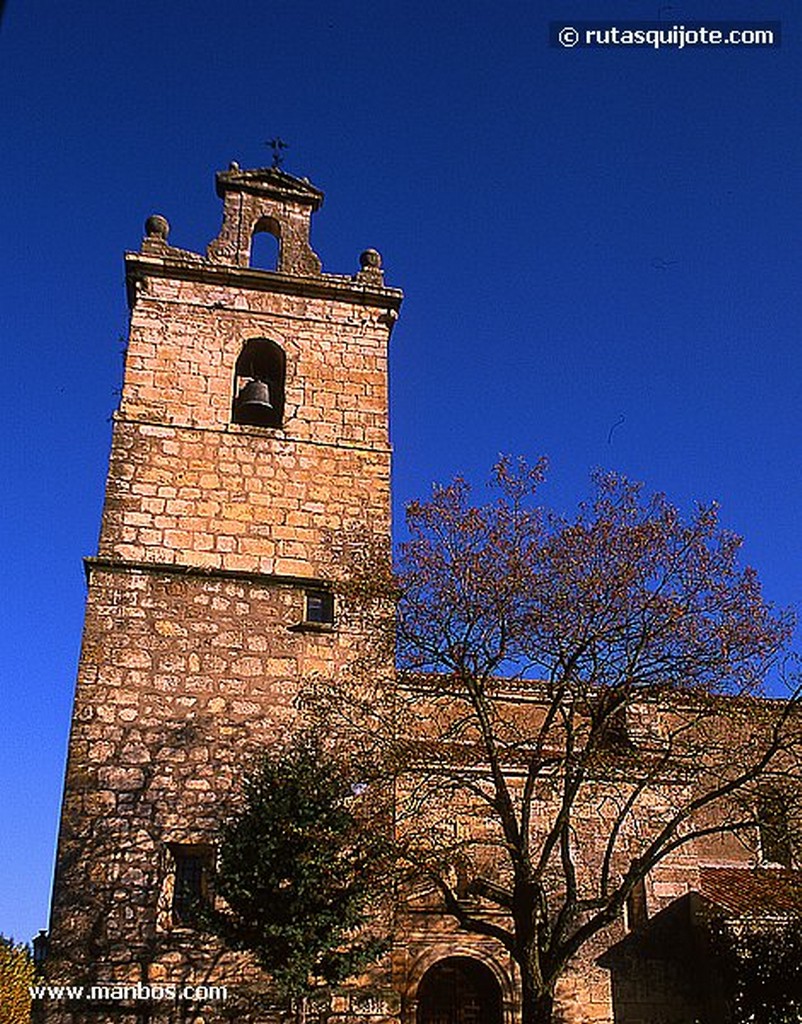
[124,251,404,313]
[84,555,333,590]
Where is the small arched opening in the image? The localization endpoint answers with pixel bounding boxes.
[232,338,286,428]
[250,216,281,271]
[417,956,502,1024]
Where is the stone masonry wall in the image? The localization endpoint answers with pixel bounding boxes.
[48,565,353,996]
[99,422,389,575]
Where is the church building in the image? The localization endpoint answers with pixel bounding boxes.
[43,166,799,1024]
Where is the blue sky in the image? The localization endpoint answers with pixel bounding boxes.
[1,0,800,945]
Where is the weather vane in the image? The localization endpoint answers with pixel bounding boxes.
[266,137,288,169]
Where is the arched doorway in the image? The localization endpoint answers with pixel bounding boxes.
[416,956,502,1024]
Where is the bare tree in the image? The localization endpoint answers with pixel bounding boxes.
[311,457,800,1024]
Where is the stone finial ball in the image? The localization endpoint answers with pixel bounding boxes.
[360,248,382,270]
[145,214,170,240]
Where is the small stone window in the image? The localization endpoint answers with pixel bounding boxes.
[170,844,213,927]
[232,338,285,428]
[305,589,335,626]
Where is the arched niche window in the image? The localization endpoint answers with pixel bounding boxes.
[232,338,286,428]
[250,216,281,271]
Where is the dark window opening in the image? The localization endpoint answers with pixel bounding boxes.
[625,876,648,930]
[171,845,212,927]
[232,338,285,428]
[598,704,634,753]
[759,791,793,867]
[305,590,334,625]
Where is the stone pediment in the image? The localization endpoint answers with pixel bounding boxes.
[215,164,324,211]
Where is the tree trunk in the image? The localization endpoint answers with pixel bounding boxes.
[521,974,555,1024]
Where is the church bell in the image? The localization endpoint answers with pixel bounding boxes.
[234,378,273,419]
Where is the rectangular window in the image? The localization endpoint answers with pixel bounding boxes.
[305,589,334,625]
[171,845,212,927]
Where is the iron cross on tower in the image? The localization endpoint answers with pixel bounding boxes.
[267,137,288,168]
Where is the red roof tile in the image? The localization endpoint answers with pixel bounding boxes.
[699,866,802,916]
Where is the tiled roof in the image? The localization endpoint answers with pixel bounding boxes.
[699,866,802,916]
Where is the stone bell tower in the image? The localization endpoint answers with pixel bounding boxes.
[45,164,402,1017]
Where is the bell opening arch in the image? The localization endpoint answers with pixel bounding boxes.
[231,337,286,428]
